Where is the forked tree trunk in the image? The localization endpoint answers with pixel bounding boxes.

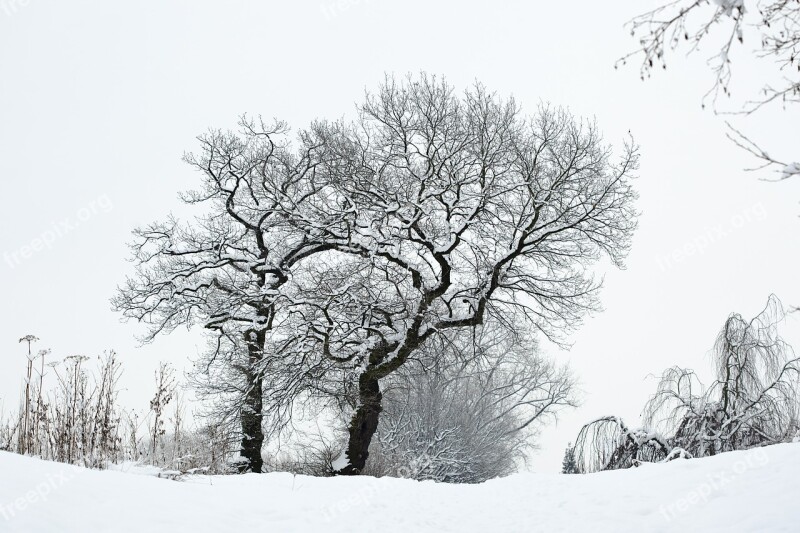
[239,329,265,473]
[338,374,382,475]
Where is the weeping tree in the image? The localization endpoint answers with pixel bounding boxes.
[366,320,576,483]
[644,294,800,456]
[575,294,800,473]
[112,117,335,473]
[276,74,639,474]
[573,416,672,474]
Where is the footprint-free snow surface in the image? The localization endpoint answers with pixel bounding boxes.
[1,444,799,532]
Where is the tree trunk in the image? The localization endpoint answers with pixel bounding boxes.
[338,374,382,475]
[239,329,265,473]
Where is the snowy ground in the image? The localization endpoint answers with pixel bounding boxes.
[1,444,799,532]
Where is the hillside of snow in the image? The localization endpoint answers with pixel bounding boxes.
[1,444,799,532]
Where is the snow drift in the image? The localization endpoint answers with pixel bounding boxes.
[1,443,799,532]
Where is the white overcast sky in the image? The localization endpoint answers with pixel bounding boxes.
[1,0,798,472]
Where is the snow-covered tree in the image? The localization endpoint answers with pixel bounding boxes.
[112,117,336,473]
[561,443,578,474]
[115,74,639,475]
[279,73,639,474]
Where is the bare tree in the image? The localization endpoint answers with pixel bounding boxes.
[113,117,335,472]
[367,322,576,483]
[619,0,799,179]
[278,74,639,474]
[114,74,638,475]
